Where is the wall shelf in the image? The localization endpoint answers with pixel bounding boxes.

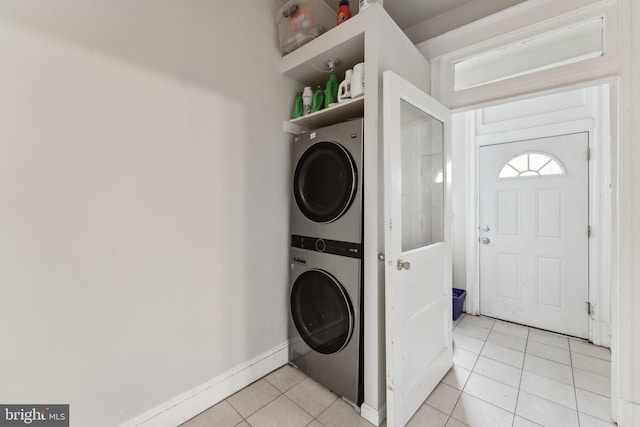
[287,97,364,133]
[281,13,367,88]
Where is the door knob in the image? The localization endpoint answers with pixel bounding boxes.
[481,237,491,244]
[397,259,411,270]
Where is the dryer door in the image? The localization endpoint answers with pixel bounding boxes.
[293,141,357,223]
[290,269,354,354]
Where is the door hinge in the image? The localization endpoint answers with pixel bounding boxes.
[587,147,591,161]
[587,302,592,315]
[587,225,592,238]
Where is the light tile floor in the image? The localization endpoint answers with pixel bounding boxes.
[181,314,615,426]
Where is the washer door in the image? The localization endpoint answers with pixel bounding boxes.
[293,141,357,223]
[290,269,354,354]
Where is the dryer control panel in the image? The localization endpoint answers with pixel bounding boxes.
[291,235,362,259]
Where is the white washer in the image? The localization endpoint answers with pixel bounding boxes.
[288,241,362,406]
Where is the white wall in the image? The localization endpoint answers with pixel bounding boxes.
[616,0,640,421]
[450,113,470,292]
[0,1,296,426]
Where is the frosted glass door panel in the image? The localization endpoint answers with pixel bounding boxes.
[400,100,444,252]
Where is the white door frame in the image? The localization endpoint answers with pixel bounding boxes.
[463,81,613,346]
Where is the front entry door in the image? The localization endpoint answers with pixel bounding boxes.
[479,133,589,338]
[383,71,452,427]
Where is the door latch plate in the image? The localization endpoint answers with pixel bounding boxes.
[397,259,411,270]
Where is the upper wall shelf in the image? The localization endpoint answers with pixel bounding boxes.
[281,7,374,86]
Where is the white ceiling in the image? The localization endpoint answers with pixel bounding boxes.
[365,0,477,29]
[318,0,524,38]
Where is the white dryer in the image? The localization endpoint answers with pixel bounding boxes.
[290,118,363,245]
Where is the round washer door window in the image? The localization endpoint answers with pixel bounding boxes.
[290,269,354,354]
[293,141,357,223]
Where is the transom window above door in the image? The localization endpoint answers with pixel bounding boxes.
[498,151,566,179]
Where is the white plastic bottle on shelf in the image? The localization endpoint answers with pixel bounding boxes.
[302,86,313,116]
[350,63,364,98]
[338,69,352,103]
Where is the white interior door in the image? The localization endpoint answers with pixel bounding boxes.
[383,71,452,427]
[479,133,589,338]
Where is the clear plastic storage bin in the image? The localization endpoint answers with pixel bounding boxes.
[277,0,336,54]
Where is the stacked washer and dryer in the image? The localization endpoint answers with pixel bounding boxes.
[288,118,364,406]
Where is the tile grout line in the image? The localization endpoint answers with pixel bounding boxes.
[516,332,592,427]
[439,323,605,426]
[570,348,582,427]
[512,333,611,426]
[513,355,594,414]
[570,349,613,361]
[570,351,613,375]
[477,342,525,369]
[287,389,338,423]
[573,385,612,399]
[450,315,517,426]
[228,378,287,425]
[312,397,339,427]
[279,377,340,426]
[261,369,330,425]
[569,338,613,361]
[446,315,478,426]
[513,380,592,413]
[521,341,573,367]
[424,402,461,426]
[528,336,572,350]
[569,342,615,421]
[453,327,491,342]
[572,351,614,425]
[466,369,520,390]
[520,355,575,387]
[511,327,528,427]
[230,401,246,427]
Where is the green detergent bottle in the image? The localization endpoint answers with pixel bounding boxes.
[311,86,325,113]
[291,91,303,119]
[325,73,339,108]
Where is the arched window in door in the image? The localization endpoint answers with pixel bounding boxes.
[498,151,566,179]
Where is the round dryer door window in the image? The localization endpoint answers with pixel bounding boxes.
[293,141,357,223]
[290,269,354,354]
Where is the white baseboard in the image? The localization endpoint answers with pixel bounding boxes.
[361,402,386,426]
[120,341,290,427]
